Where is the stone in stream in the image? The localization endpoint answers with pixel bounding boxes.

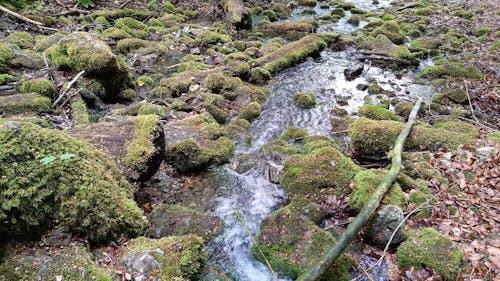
[148,204,224,241]
[69,115,165,182]
[343,63,364,81]
[365,205,406,249]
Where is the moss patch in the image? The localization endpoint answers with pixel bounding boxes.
[18,78,57,99]
[238,102,261,121]
[358,104,399,121]
[294,92,317,109]
[0,93,51,115]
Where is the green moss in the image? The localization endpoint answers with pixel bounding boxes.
[115,17,149,39]
[347,14,362,25]
[238,102,261,121]
[101,27,131,40]
[394,102,416,120]
[348,118,479,156]
[34,32,67,51]
[294,92,316,109]
[2,32,33,49]
[136,75,155,88]
[138,103,168,118]
[331,8,345,17]
[0,74,17,85]
[204,72,241,94]
[236,85,270,104]
[280,126,308,141]
[0,245,112,281]
[487,132,500,142]
[444,88,467,103]
[195,31,231,46]
[9,49,44,69]
[420,61,483,79]
[259,20,318,40]
[123,235,206,280]
[414,7,434,16]
[153,74,192,98]
[18,78,57,99]
[260,139,303,157]
[370,20,405,44]
[0,44,13,71]
[263,9,278,21]
[203,94,228,123]
[302,136,337,153]
[349,169,406,211]
[249,67,271,83]
[296,0,317,7]
[117,38,152,53]
[0,93,51,115]
[280,146,360,196]
[358,104,398,120]
[70,95,90,125]
[0,122,144,242]
[253,203,352,280]
[397,228,464,280]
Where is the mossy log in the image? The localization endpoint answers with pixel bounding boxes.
[297,98,423,281]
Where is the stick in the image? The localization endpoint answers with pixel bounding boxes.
[233,211,279,281]
[297,98,423,281]
[0,5,59,31]
[464,81,479,123]
[52,70,85,108]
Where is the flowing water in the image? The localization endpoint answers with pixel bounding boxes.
[206,1,432,280]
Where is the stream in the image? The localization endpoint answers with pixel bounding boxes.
[206,1,432,280]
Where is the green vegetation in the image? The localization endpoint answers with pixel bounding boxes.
[280,126,308,141]
[0,93,51,115]
[420,61,483,79]
[358,104,399,120]
[238,102,262,121]
[294,92,317,109]
[18,78,57,99]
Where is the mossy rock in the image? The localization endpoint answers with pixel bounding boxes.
[34,32,67,51]
[0,245,112,281]
[138,103,169,119]
[253,203,352,280]
[444,88,468,104]
[46,32,133,101]
[70,94,90,125]
[0,122,144,243]
[358,104,399,121]
[100,27,131,40]
[0,93,51,115]
[420,61,483,79]
[397,228,464,280]
[0,44,14,72]
[155,72,193,98]
[204,72,242,94]
[238,101,261,121]
[69,115,165,182]
[195,30,232,46]
[280,126,308,141]
[1,31,33,49]
[0,74,18,85]
[294,92,317,109]
[258,19,318,40]
[370,20,406,45]
[163,113,234,172]
[114,17,149,39]
[349,169,406,211]
[296,0,317,7]
[148,204,223,241]
[235,85,270,104]
[348,118,478,156]
[9,49,44,69]
[120,235,206,281]
[249,67,271,83]
[18,78,57,99]
[280,146,360,196]
[360,34,413,63]
[260,139,303,162]
[117,38,153,53]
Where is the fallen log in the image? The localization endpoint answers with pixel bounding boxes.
[297,97,423,281]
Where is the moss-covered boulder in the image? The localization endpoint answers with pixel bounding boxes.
[370,20,406,45]
[164,113,234,172]
[69,115,164,181]
[444,88,468,104]
[18,78,57,99]
[0,44,13,72]
[294,92,317,109]
[358,104,400,120]
[0,122,144,242]
[0,245,111,281]
[120,235,206,281]
[349,169,406,211]
[1,31,33,49]
[224,0,251,29]
[46,32,133,101]
[0,93,51,115]
[360,34,413,64]
[280,126,308,141]
[420,60,483,79]
[348,118,478,156]
[148,204,223,241]
[259,20,318,40]
[397,228,464,280]
[253,202,352,280]
[280,144,360,197]
[238,101,261,121]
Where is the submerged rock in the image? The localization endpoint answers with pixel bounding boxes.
[69,115,165,182]
[366,205,406,249]
[344,63,364,81]
[148,204,223,241]
[120,235,206,281]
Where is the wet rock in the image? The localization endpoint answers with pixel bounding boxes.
[0,245,111,280]
[120,235,206,281]
[148,204,223,241]
[235,154,266,174]
[46,32,133,101]
[69,115,164,182]
[343,63,364,81]
[266,162,283,184]
[336,95,351,106]
[356,83,369,91]
[366,205,405,249]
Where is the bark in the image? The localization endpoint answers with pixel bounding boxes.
[297,98,423,281]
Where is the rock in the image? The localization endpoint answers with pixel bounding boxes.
[366,205,405,249]
[0,93,51,115]
[148,204,224,241]
[0,121,144,242]
[46,32,133,101]
[0,245,111,280]
[41,229,72,247]
[397,228,464,280]
[344,63,364,81]
[224,0,252,29]
[120,235,206,281]
[356,83,369,91]
[266,162,283,184]
[69,115,165,182]
[445,88,468,104]
[235,154,266,174]
[293,92,317,109]
[476,146,497,162]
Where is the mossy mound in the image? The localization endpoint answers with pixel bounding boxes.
[235,85,270,104]
[253,202,352,280]
[397,228,464,280]
[70,94,90,125]
[444,88,468,104]
[358,104,399,121]
[69,115,165,182]
[154,72,193,98]
[420,60,483,79]
[18,78,57,99]
[348,118,478,156]
[0,93,51,115]
[259,19,318,40]
[138,103,169,119]
[1,31,33,49]
[114,17,149,39]
[0,245,111,281]
[164,113,234,172]
[294,92,317,109]
[238,101,261,121]
[360,34,413,62]
[370,20,406,45]
[280,145,360,197]
[0,122,144,243]
[349,169,406,211]
[280,126,308,141]
[204,72,242,94]
[148,204,223,241]
[256,35,326,74]
[46,32,133,101]
[120,235,206,281]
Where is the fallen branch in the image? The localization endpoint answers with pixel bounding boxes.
[297,97,423,281]
[234,211,279,281]
[358,54,412,66]
[52,70,85,108]
[0,5,59,31]
[464,81,479,123]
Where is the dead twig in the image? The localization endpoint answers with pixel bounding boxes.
[0,5,59,31]
[464,81,479,123]
[52,70,85,108]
